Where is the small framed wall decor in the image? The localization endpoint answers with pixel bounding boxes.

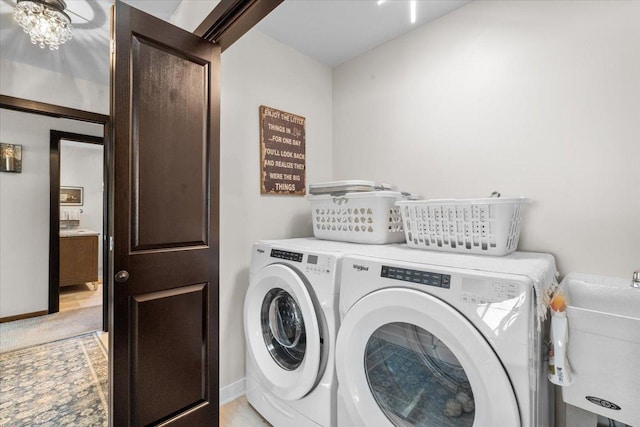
[0,143,22,173]
[60,186,84,206]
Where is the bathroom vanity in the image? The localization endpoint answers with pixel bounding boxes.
[59,229,99,288]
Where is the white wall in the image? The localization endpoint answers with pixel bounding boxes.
[60,140,104,278]
[171,0,219,33]
[0,58,109,114]
[218,29,333,390]
[333,0,640,278]
[0,110,103,318]
[0,54,106,319]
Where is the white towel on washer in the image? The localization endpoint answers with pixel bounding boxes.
[376,245,559,330]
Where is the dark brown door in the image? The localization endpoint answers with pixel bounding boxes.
[110,1,220,425]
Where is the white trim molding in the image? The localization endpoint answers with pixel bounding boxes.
[220,377,245,406]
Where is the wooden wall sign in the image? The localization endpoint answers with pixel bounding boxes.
[260,105,306,195]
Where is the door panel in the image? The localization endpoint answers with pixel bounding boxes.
[132,284,207,426]
[132,36,209,250]
[111,1,220,425]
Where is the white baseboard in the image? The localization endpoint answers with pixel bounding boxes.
[220,377,245,406]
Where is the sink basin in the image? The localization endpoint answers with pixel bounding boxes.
[60,228,99,237]
[560,272,640,426]
[565,273,640,318]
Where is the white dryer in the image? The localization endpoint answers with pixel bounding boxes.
[245,238,367,427]
[335,246,556,427]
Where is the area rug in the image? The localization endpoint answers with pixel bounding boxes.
[0,332,108,427]
[0,306,102,354]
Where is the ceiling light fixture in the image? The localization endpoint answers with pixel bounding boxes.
[410,0,416,24]
[377,0,418,24]
[14,0,73,50]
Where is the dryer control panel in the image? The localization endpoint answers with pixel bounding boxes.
[461,277,523,305]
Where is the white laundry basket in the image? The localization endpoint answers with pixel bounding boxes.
[397,197,530,256]
[309,191,406,244]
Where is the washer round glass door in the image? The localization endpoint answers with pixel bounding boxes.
[244,264,322,400]
[261,288,306,370]
[336,288,521,427]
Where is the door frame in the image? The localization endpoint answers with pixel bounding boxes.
[0,95,109,124]
[49,130,107,331]
[194,0,283,51]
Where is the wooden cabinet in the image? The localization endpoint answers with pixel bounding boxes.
[60,235,99,287]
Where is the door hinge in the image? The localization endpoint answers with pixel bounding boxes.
[109,236,114,252]
[110,40,115,56]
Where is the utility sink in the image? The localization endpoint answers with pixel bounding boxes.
[565,273,640,318]
[560,272,640,426]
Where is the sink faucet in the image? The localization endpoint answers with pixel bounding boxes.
[633,271,640,289]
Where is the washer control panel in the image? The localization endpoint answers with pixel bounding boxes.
[305,254,332,275]
[270,249,303,262]
[269,249,333,274]
[381,265,451,288]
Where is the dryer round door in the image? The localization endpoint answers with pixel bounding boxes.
[336,288,521,427]
[244,264,322,400]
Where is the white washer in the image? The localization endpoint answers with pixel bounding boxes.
[245,238,368,427]
[335,246,556,427]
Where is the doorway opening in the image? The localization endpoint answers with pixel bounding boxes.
[49,130,108,334]
[0,103,110,426]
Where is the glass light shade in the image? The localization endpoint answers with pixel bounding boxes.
[14,0,73,50]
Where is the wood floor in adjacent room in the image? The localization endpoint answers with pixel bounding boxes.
[59,282,103,312]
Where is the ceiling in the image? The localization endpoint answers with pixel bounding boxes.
[0,0,470,87]
[0,0,183,86]
[257,0,470,67]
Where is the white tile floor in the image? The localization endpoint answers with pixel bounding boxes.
[220,396,271,426]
